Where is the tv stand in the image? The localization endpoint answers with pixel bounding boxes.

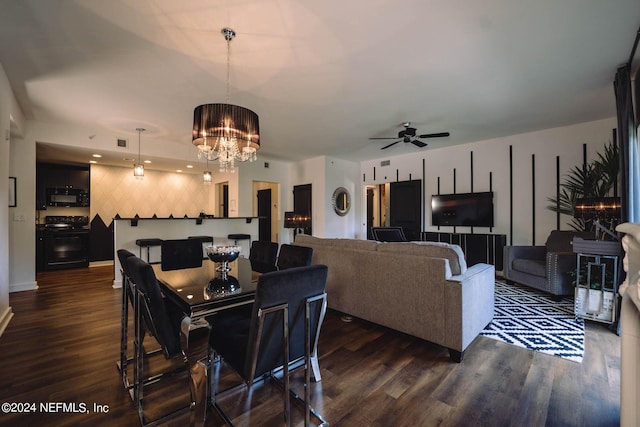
[421,231,506,271]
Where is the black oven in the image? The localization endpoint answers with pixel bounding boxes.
[42,216,90,270]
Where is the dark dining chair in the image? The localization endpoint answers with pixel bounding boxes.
[276,244,313,270]
[371,226,408,242]
[161,238,203,271]
[127,256,211,426]
[116,249,138,390]
[248,240,279,273]
[209,264,329,427]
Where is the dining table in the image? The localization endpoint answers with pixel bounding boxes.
[151,256,259,425]
[153,257,259,322]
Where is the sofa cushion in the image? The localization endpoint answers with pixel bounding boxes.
[512,258,546,278]
[327,238,379,251]
[296,234,380,251]
[376,241,467,275]
[295,234,330,247]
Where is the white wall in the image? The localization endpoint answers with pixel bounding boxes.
[324,157,359,238]
[9,133,36,292]
[237,157,291,242]
[0,62,26,334]
[285,155,360,239]
[360,117,618,246]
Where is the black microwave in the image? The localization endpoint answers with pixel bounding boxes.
[46,188,89,207]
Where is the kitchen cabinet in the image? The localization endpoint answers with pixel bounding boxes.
[36,163,90,210]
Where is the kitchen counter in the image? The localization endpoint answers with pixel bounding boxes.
[113,216,259,288]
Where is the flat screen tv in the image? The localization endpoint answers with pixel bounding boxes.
[431,192,494,227]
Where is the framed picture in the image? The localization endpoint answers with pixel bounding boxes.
[9,177,16,207]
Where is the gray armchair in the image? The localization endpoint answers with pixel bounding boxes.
[503,230,593,297]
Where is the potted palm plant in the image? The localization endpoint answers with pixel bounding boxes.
[546,141,620,233]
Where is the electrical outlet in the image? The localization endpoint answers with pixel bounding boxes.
[13,213,25,222]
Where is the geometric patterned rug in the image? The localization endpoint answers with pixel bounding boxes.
[480,281,584,363]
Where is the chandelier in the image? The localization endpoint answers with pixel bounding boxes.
[192,28,260,173]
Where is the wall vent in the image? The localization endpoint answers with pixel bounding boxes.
[381,160,391,167]
[117,138,127,148]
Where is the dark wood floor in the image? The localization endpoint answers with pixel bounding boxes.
[0,266,620,426]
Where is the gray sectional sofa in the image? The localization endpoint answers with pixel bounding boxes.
[294,235,495,361]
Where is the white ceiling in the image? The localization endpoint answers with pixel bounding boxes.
[1,0,639,169]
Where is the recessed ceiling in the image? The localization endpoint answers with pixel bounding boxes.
[2,0,639,169]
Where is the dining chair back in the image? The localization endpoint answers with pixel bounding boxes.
[127,256,183,358]
[126,256,210,426]
[161,238,203,271]
[210,264,328,426]
[116,249,137,390]
[249,240,279,273]
[276,244,313,270]
[371,226,408,242]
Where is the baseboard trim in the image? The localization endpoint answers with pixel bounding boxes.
[9,281,38,293]
[0,306,14,338]
[90,261,114,268]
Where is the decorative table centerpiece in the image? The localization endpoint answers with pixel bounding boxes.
[205,245,241,296]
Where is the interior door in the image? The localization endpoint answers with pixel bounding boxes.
[389,180,422,241]
[366,188,375,239]
[257,189,272,241]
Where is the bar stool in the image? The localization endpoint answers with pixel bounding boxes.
[188,235,213,260]
[228,234,251,258]
[135,238,163,263]
[227,234,251,245]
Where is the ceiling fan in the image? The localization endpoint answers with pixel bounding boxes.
[369,122,450,150]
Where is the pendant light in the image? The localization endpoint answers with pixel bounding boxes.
[192,28,260,173]
[203,158,212,184]
[134,127,145,179]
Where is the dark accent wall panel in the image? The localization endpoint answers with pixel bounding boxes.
[421,231,507,270]
[422,158,426,231]
[531,154,536,245]
[470,151,474,234]
[556,155,560,230]
[470,151,474,192]
[489,172,493,233]
[509,145,513,245]
[90,214,114,262]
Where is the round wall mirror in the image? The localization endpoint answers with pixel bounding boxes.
[332,187,351,216]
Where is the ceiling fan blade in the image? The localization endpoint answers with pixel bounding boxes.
[418,132,450,139]
[369,137,397,140]
[381,141,400,150]
[411,139,427,148]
